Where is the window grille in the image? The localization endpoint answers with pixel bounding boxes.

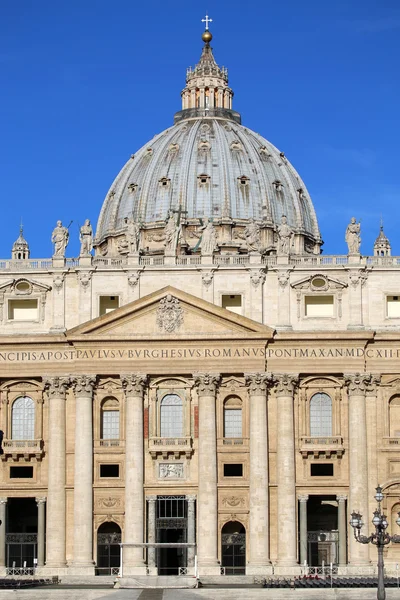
[224,408,242,438]
[102,410,119,439]
[157,496,187,519]
[310,393,332,436]
[160,394,183,438]
[12,397,35,440]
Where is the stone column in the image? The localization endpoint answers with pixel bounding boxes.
[36,497,46,567]
[298,495,308,566]
[245,373,272,573]
[70,375,96,573]
[194,373,220,575]
[187,495,196,568]
[337,495,347,566]
[275,374,299,569]
[366,377,380,541]
[345,373,370,565]
[275,270,292,329]
[147,495,157,574]
[249,271,266,324]
[347,270,367,329]
[121,374,147,576]
[0,498,7,572]
[43,377,69,569]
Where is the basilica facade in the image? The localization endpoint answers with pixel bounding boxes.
[0,24,400,583]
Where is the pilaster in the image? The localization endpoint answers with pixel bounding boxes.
[298,495,308,566]
[0,498,7,574]
[337,495,347,566]
[36,497,46,567]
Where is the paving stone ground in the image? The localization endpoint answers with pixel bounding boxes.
[1,588,400,600]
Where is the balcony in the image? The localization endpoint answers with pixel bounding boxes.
[218,437,249,451]
[148,436,193,459]
[299,436,344,459]
[94,439,125,453]
[1,439,44,461]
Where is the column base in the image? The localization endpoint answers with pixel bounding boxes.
[67,564,95,576]
[274,564,302,576]
[246,563,273,575]
[35,565,69,577]
[121,565,148,577]
[197,562,221,576]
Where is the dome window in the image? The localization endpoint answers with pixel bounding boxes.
[273,180,283,193]
[198,140,210,153]
[128,183,138,193]
[146,148,153,157]
[159,177,171,188]
[298,188,307,202]
[238,175,250,187]
[230,140,242,151]
[198,174,210,187]
[259,146,272,160]
[168,143,179,154]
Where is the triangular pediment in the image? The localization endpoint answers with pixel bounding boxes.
[291,273,347,291]
[67,286,274,339]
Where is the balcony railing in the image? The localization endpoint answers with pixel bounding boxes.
[300,435,344,459]
[1,439,44,461]
[94,439,125,451]
[218,437,249,448]
[148,436,193,458]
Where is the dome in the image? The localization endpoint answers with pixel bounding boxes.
[95,30,322,256]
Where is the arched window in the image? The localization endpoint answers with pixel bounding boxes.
[160,394,183,438]
[223,396,242,438]
[310,393,332,436]
[389,396,400,437]
[12,396,35,440]
[101,397,120,440]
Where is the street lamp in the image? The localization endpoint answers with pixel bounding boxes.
[350,485,400,600]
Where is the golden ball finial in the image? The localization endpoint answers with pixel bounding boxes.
[202,30,212,43]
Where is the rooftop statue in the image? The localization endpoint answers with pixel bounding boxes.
[51,220,69,257]
[125,216,141,253]
[277,215,293,254]
[200,217,217,255]
[345,217,361,254]
[79,219,93,256]
[164,210,181,255]
[244,218,261,252]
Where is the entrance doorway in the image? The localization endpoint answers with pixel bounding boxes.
[6,498,38,574]
[306,496,339,566]
[156,496,187,575]
[96,522,121,575]
[221,521,246,575]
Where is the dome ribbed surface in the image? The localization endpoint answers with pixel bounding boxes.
[96,117,321,244]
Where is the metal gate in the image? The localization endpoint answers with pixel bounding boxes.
[6,533,37,575]
[221,532,246,575]
[96,532,121,575]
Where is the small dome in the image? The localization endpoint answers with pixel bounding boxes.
[12,226,30,260]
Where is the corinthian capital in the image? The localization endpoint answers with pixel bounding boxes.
[366,374,381,396]
[245,372,272,395]
[121,374,147,396]
[274,373,299,397]
[44,376,70,399]
[344,373,372,395]
[71,375,96,397]
[193,372,221,397]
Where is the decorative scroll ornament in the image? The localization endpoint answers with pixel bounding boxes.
[222,496,245,507]
[202,271,214,287]
[277,270,291,289]
[193,372,221,396]
[77,270,93,289]
[121,374,147,396]
[44,376,70,399]
[127,271,140,287]
[250,269,266,288]
[274,373,299,396]
[71,375,96,397]
[366,374,381,396]
[159,463,184,479]
[97,496,121,508]
[345,372,373,395]
[245,372,272,395]
[156,294,184,333]
[53,273,65,291]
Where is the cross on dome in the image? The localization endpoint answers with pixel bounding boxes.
[201,13,212,30]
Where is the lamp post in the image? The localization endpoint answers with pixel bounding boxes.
[350,485,400,600]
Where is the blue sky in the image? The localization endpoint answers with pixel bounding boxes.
[1,0,399,257]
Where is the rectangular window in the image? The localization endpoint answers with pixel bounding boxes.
[224,409,242,438]
[102,410,120,439]
[99,296,119,316]
[304,296,334,318]
[223,463,243,477]
[222,294,242,315]
[8,299,38,321]
[10,466,33,478]
[387,296,400,318]
[311,463,334,477]
[100,464,120,478]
